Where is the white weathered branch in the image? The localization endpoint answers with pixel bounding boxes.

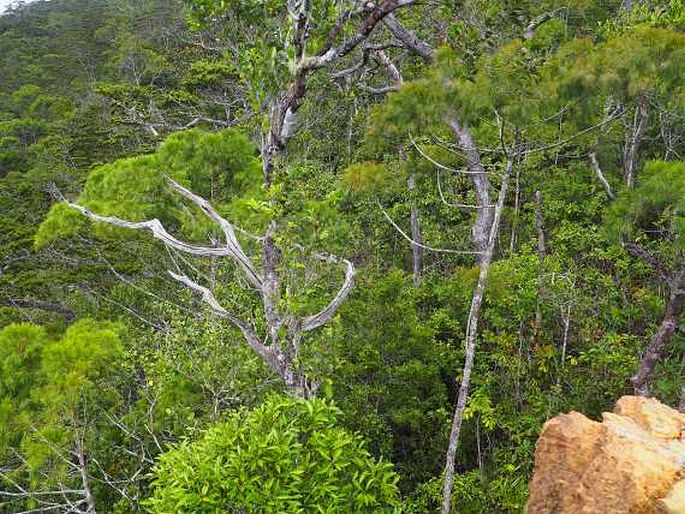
[436,169,494,210]
[301,255,356,331]
[67,180,263,289]
[165,178,262,287]
[442,146,516,514]
[68,204,223,256]
[588,151,616,200]
[379,203,483,255]
[409,134,502,176]
[167,271,274,364]
[524,11,557,40]
[525,109,625,154]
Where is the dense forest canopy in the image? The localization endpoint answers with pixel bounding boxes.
[0,0,684,512]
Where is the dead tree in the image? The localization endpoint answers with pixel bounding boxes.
[588,150,616,200]
[408,172,423,285]
[66,179,355,398]
[0,428,97,514]
[533,190,546,345]
[63,3,430,398]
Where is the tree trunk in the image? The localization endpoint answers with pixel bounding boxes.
[622,94,649,189]
[534,191,546,346]
[441,151,515,514]
[74,428,97,514]
[408,173,422,285]
[588,150,616,200]
[630,271,685,396]
[509,160,521,252]
[447,118,493,260]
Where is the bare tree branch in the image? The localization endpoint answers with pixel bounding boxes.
[379,203,483,255]
[66,179,263,289]
[167,271,273,362]
[523,11,557,40]
[263,0,418,183]
[622,94,649,188]
[631,270,685,396]
[382,12,435,62]
[623,242,670,280]
[165,178,262,286]
[588,151,616,200]
[301,256,356,331]
[0,298,75,321]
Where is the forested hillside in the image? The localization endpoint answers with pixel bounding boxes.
[0,0,683,512]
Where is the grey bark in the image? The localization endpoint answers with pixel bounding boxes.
[408,173,422,285]
[441,151,515,514]
[622,94,649,189]
[74,430,96,514]
[624,243,684,397]
[382,13,436,62]
[523,12,556,40]
[1,298,75,321]
[560,304,572,371]
[262,0,418,184]
[509,158,522,252]
[447,118,494,260]
[534,191,546,343]
[588,150,616,200]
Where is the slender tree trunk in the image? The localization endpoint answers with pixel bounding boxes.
[74,427,97,514]
[442,152,515,514]
[534,191,546,346]
[622,94,649,189]
[630,271,685,396]
[509,159,521,252]
[408,173,422,285]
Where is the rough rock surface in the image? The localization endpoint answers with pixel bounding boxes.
[525,396,685,514]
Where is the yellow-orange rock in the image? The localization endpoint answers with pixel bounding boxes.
[526,396,685,514]
[658,480,685,513]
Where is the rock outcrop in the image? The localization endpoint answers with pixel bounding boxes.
[526,396,685,514]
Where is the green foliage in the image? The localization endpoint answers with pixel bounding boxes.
[333,271,458,490]
[35,128,262,246]
[601,0,685,34]
[146,395,402,513]
[0,319,125,511]
[606,160,685,253]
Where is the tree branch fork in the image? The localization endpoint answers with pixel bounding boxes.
[64,177,355,398]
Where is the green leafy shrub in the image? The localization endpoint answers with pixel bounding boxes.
[146,395,402,513]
